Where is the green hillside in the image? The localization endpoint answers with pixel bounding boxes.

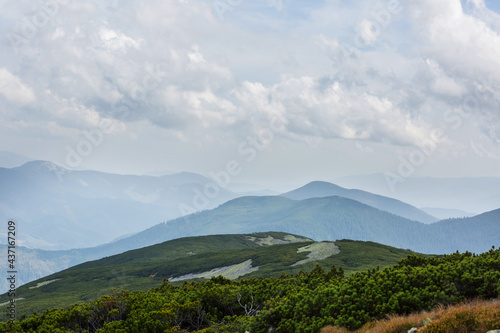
[1,247,499,332]
[0,233,415,320]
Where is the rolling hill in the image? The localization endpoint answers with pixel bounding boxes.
[0,232,416,319]
[281,181,437,223]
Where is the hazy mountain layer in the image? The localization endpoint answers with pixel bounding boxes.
[335,174,500,214]
[282,181,437,223]
[0,161,238,249]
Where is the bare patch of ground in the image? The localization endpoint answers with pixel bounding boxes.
[28,279,61,289]
[170,259,259,282]
[245,234,311,246]
[291,242,340,267]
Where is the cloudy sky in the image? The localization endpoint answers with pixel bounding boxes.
[1,0,499,187]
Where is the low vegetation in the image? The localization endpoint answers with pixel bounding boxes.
[321,298,500,333]
[0,234,414,319]
[1,247,498,332]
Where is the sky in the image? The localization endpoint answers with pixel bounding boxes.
[0,0,500,187]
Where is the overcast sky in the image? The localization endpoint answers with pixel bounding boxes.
[1,0,499,187]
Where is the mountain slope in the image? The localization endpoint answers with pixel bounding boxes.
[282,181,437,223]
[427,208,500,252]
[113,195,499,255]
[1,195,498,294]
[334,174,500,213]
[420,207,476,219]
[0,232,415,319]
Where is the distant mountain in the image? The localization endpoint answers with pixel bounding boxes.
[115,195,499,255]
[1,195,498,294]
[0,161,240,250]
[427,209,500,251]
[420,207,476,219]
[334,174,500,214]
[282,181,437,223]
[0,232,415,318]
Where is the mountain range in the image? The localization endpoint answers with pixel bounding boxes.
[1,161,499,295]
[0,161,239,249]
[3,193,498,293]
[128,195,499,255]
[0,161,440,250]
[0,232,415,319]
[281,181,437,223]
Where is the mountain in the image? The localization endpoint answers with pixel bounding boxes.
[1,195,498,294]
[0,232,415,318]
[427,209,500,251]
[334,174,500,214]
[0,161,240,250]
[110,195,499,255]
[281,181,437,223]
[420,207,476,219]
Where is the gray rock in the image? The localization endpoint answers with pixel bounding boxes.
[421,317,432,325]
[406,328,418,333]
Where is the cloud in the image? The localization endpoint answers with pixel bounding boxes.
[0,68,36,106]
[1,0,499,176]
[98,28,142,52]
[358,19,379,45]
[468,0,486,10]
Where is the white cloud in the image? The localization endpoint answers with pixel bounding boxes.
[98,28,141,52]
[359,19,379,45]
[0,68,36,106]
[188,46,206,64]
[1,0,499,177]
[468,0,486,10]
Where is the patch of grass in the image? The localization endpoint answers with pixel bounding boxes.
[321,299,500,333]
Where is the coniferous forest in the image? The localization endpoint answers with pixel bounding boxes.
[2,248,499,333]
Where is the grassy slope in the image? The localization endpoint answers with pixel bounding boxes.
[1,233,415,320]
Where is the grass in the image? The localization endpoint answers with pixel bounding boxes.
[320,299,500,333]
[0,233,415,320]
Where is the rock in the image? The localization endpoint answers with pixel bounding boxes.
[421,318,432,325]
[406,328,418,333]
[487,330,500,333]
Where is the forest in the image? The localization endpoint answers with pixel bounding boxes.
[1,247,499,332]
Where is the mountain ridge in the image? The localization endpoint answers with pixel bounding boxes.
[0,232,416,319]
[281,181,438,223]
[1,194,498,293]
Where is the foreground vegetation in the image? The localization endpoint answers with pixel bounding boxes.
[321,298,500,333]
[1,246,499,332]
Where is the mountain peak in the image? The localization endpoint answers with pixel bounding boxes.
[282,180,438,224]
[281,181,345,199]
[302,181,344,189]
[17,160,67,173]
